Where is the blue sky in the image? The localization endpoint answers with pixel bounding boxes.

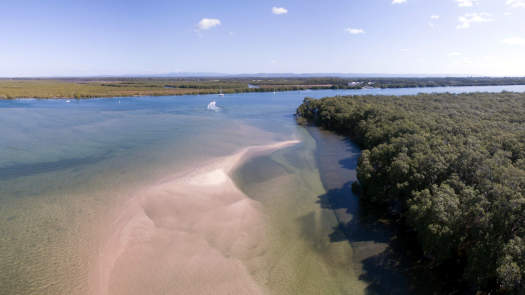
[1,0,525,76]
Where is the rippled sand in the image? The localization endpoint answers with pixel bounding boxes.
[90,141,299,295]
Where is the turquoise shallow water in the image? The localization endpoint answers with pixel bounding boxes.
[1,85,525,294]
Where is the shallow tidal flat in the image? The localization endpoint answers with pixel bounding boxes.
[92,140,302,295]
[233,131,369,294]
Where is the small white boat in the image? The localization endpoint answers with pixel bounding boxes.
[207,100,220,111]
[218,88,225,96]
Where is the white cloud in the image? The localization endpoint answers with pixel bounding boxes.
[345,28,365,35]
[431,15,440,19]
[448,52,462,56]
[392,0,407,4]
[272,7,288,15]
[456,0,479,7]
[197,18,221,30]
[503,37,525,45]
[457,12,493,29]
[506,0,525,7]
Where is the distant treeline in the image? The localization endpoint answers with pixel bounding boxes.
[297,92,525,293]
[0,79,320,99]
[368,77,525,88]
[2,77,525,99]
[252,77,525,89]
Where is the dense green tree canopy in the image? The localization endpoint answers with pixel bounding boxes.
[297,92,525,293]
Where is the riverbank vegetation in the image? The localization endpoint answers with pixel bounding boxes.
[0,78,319,99]
[2,77,525,99]
[296,92,525,293]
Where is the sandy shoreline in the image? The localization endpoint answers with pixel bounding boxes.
[90,140,299,295]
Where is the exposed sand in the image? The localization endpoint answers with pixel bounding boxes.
[90,140,300,295]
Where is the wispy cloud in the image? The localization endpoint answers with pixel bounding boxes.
[428,15,440,28]
[197,18,221,30]
[448,52,462,56]
[506,0,525,7]
[345,28,365,35]
[456,0,479,7]
[503,37,525,45]
[457,12,493,29]
[392,0,407,4]
[272,7,288,15]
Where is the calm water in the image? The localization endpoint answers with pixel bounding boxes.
[1,85,525,294]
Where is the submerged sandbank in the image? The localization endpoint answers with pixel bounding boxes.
[91,140,299,295]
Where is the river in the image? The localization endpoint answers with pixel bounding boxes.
[1,85,524,294]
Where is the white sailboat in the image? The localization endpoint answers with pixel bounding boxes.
[218,88,225,97]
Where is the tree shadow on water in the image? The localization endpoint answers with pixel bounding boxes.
[316,165,443,294]
[304,128,446,294]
